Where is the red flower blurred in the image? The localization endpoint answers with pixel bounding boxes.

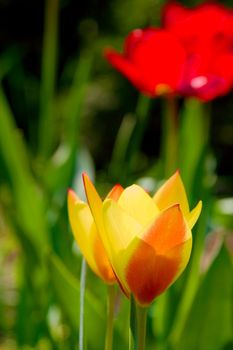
[163,1,233,100]
[105,1,233,101]
[104,28,186,97]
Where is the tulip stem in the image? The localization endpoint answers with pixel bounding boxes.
[162,96,178,177]
[105,284,117,350]
[129,297,148,350]
[136,304,147,350]
[79,258,87,350]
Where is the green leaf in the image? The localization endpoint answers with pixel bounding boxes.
[0,87,49,256]
[174,246,233,350]
[179,98,210,197]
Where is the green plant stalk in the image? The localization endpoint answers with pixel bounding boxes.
[79,258,87,350]
[162,96,178,177]
[39,0,59,157]
[129,297,148,350]
[129,296,136,350]
[0,87,48,252]
[105,284,117,350]
[136,304,147,350]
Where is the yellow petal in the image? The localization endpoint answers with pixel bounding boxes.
[82,174,117,283]
[68,189,115,283]
[102,199,143,294]
[153,171,189,215]
[67,189,99,275]
[118,184,159,226]
[186,200,202,229]
[103,199,142,251]
[82,173,105,236]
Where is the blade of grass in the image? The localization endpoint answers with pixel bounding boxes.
[0,87,49,255]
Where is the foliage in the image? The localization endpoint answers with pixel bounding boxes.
[0,0,233,349]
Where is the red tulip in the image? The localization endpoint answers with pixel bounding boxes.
[163,1,233,100]
[104,28,186,97]
[105,2,233,101]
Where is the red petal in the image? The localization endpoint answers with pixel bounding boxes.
[124,28,160,57]
[163,2,233,52]
[162,1,190,28]
[104,48,148,93]
[126,239,191,306]
[105,29,186,96]
[179,49,233,101]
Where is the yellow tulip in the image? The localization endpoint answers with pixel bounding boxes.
[83,171,202,306]
[67,179,123,284]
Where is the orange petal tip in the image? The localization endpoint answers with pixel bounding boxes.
[67,188,77,199]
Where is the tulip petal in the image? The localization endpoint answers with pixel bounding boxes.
[82,173,105,236]
[107,183,124,201]
[105,30,186,96]
[68,189,115,283]
[162,2,190,28]
[143,204,191,252]
[163,2,233,45]
[67,190,99,276]
[103,198,142,253]
[102,199,143,294]
[126,238,192,306]
[104,49,145,93]
[118,184,159,226]
[125,205,192,305]
[83,174,124,284]
[153,171,189,215]
[187,200,202,229]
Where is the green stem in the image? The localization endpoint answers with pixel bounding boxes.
[38,0,59,157]
[105,284,117,350]
[136,304,147,350]
[129,296,136,350]
[129,297,148,350]
[162,96,178,177]
[79,259,87,350]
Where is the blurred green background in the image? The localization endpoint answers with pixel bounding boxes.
[0,0,233,349]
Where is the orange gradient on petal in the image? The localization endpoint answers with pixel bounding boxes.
[125,205,191,305]
[93,235,116,283]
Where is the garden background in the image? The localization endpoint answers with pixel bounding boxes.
[0,0,233,349]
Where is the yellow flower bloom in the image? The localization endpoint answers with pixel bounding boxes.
[67,179,123,284]
[83,171,202,306]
